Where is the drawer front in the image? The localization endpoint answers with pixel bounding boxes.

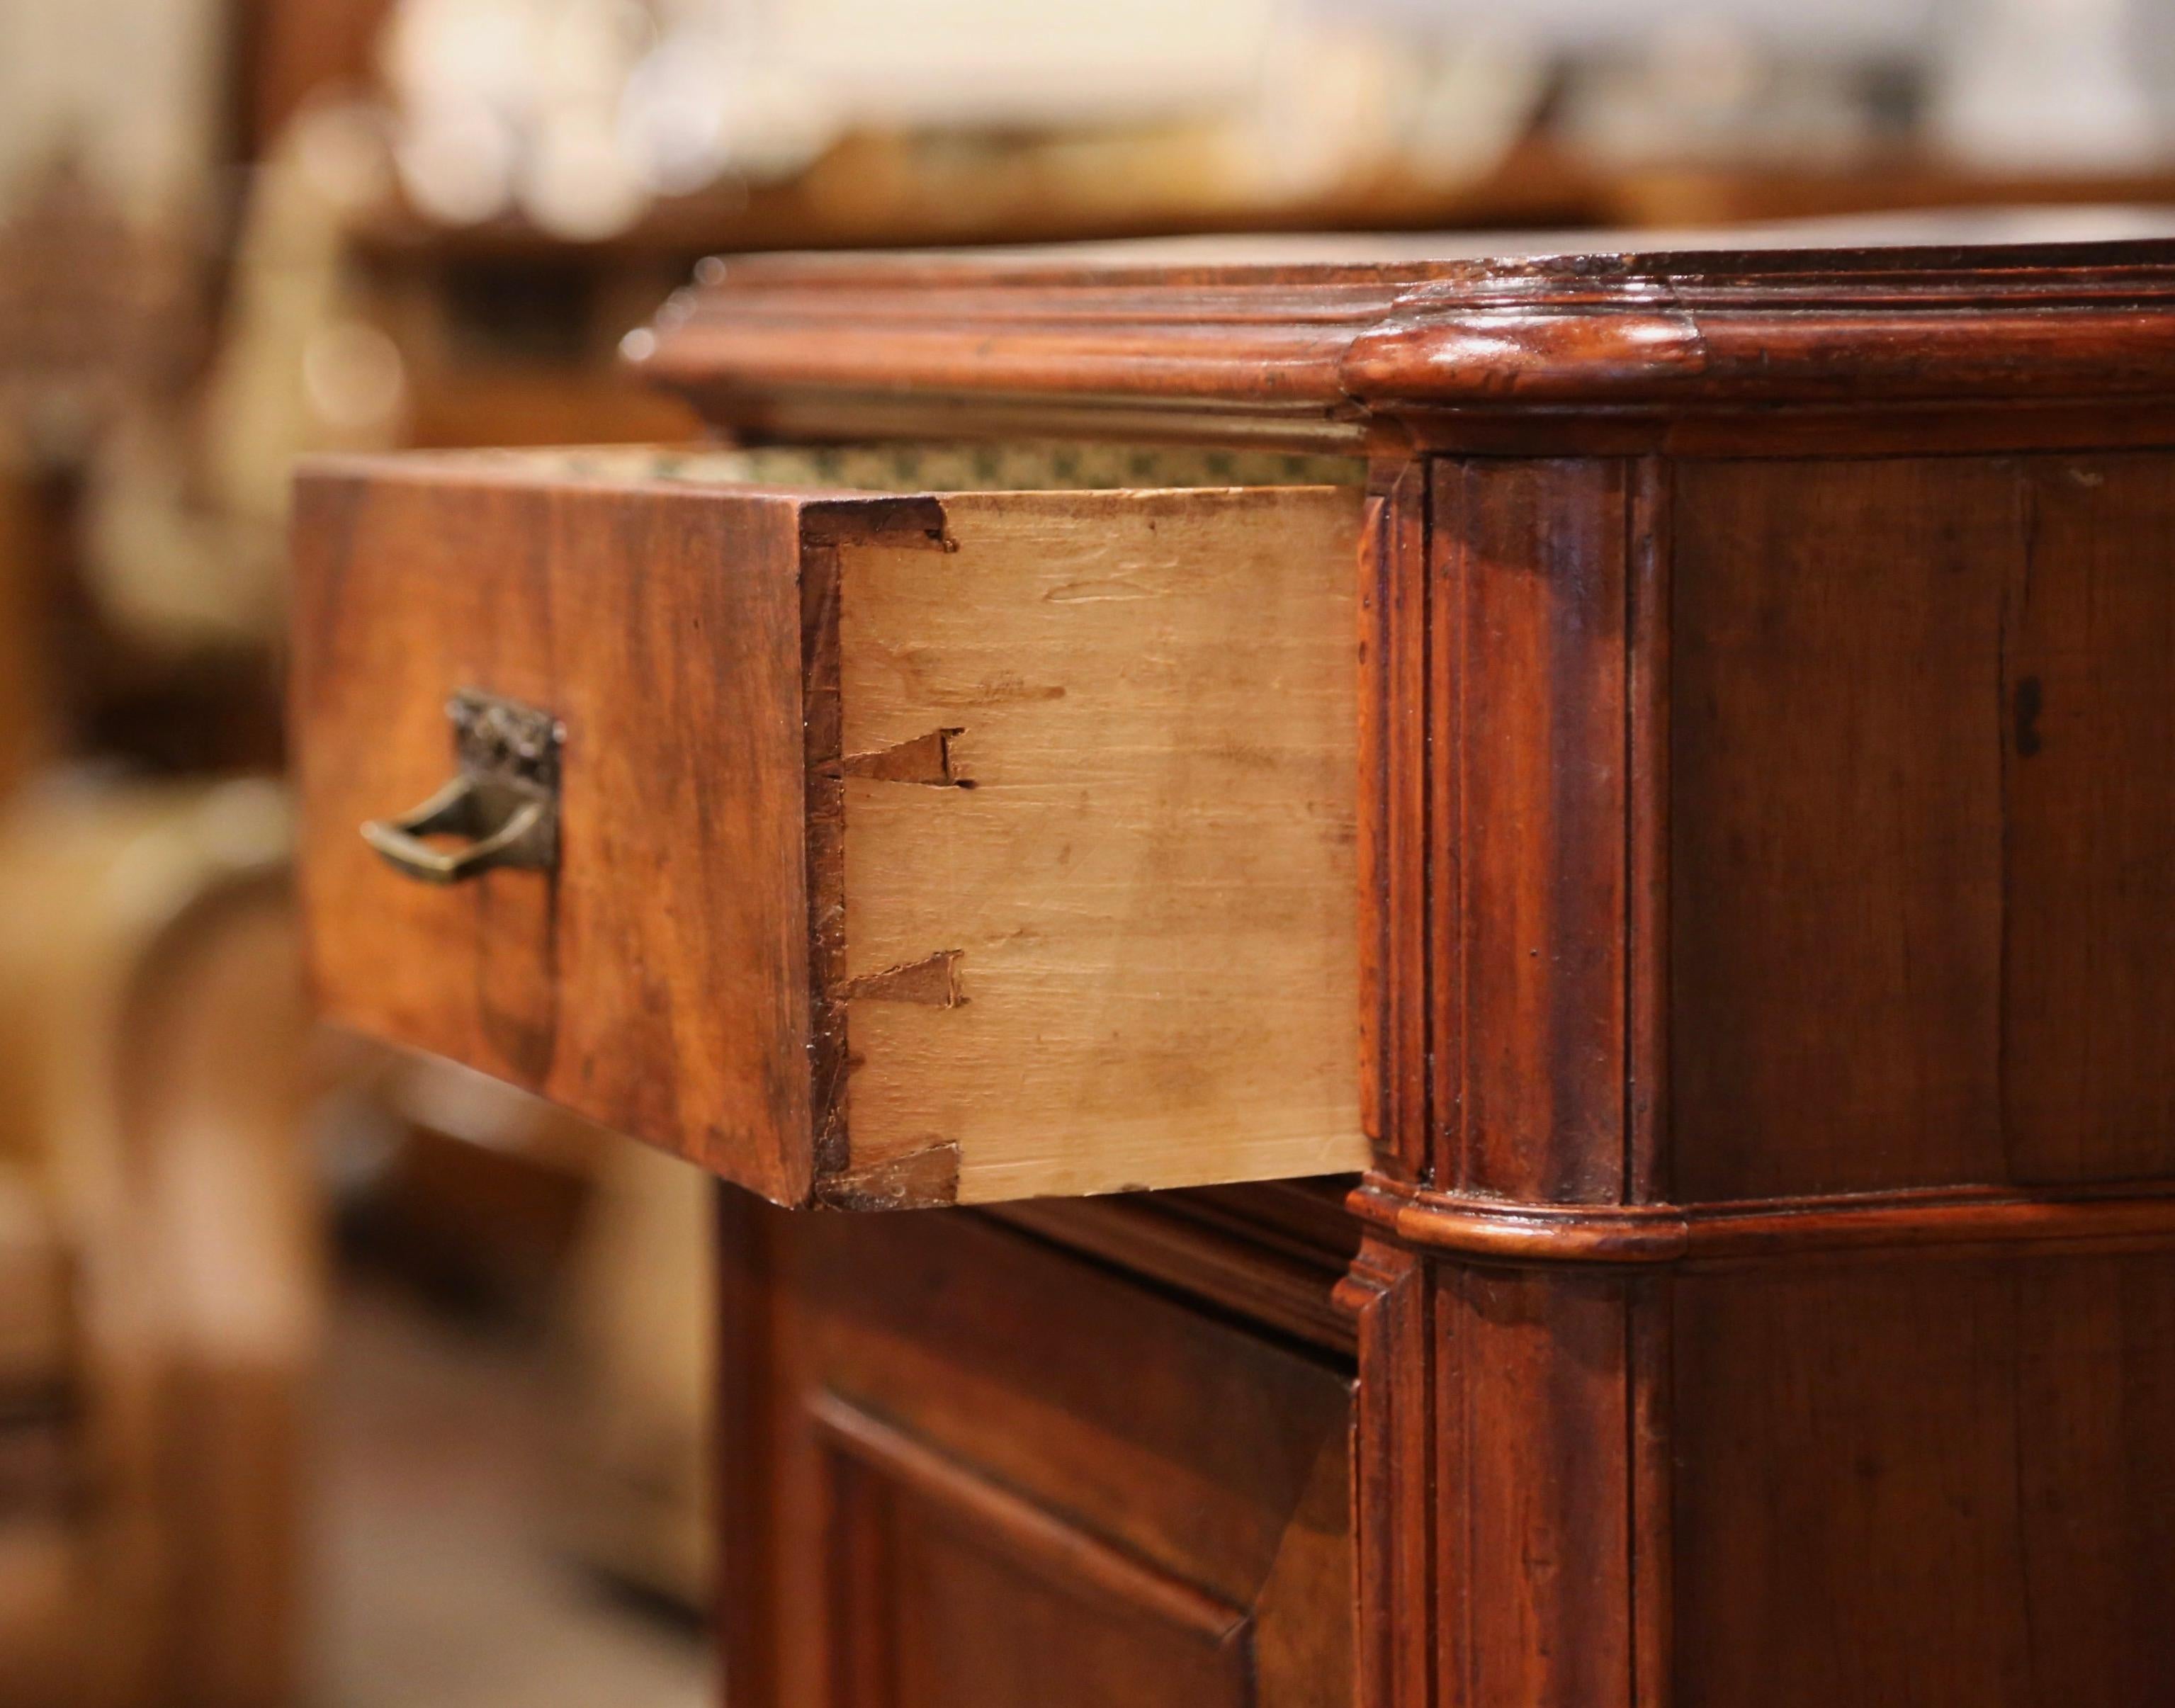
[721,1198,1356,1708]
[291,453,1369,1206]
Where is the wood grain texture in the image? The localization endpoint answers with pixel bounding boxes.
[1433,458,1632,1204]
[725,1202,1355,1708]
[1673,1253,2175,1707]
[1673,451,2175,1201]
[1334,1240,1432,1708]
[990,1181,1360,1354]
[815,1394,1254,1708]
[2001,453,2175,1183]
[1671,456,2013,1201]
[1624,459,1671,1205]
[835,487,1369,1202]
[1436,1267,1634,1708]
[290,232,2175,1708]
[1360,464,1431,1179]
[1350,1173,2175,1266]
[292,461,857,1204]
[636,220,2175,454]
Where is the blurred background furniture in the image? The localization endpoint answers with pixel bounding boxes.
[0,778,312,1708]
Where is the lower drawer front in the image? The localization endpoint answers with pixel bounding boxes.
[291,448,1369,1207]
[723,1199,1356,1708]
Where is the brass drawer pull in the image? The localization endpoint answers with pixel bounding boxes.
[362,691,562,885]
[362,776,552,883]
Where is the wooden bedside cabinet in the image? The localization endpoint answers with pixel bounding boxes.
[291,215,2175,1707]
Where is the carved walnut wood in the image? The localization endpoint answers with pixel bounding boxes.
[292,214,2175,1707]
[665,220,2175,1708]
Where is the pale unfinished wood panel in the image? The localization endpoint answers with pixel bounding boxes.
[835,488,1369,1203]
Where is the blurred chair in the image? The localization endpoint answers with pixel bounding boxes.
[0,446,56,801]
[556,1132,713,1612]
[352,1051,715,1615]
[0,775,318,1708]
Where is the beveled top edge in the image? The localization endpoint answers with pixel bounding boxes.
[633,207,2175,426]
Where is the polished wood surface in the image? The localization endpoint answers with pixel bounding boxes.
[1673,1253,2175,1705]
[1672,451,2175,1200]
[718,1194,1355,1708]
[288,217,2175,1705]
[1670,455,2015,1199]
[634,212,2175,453]
[1356,465,1430,1182]
[1433,456,1638,1206]
[293,460,865,1205]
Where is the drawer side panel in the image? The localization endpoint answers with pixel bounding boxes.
[832,486,1370,1203]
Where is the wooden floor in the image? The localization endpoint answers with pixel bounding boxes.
[314,1279,713,1708]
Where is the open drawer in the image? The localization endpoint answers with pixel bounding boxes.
[290,443,1370,1208]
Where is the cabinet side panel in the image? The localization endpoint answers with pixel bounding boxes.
[2002,453,2175,1182]
[1670,457,2013,1201]
[1673,1253,2175,1707]
[1673,451,2175,1200]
